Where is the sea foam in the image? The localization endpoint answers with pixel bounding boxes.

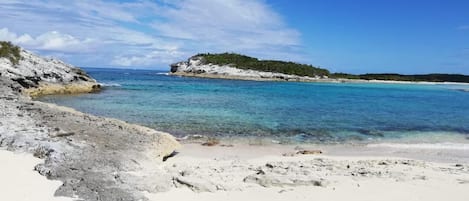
[100,82,121,87]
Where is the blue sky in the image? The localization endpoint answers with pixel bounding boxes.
[1,0,468,74]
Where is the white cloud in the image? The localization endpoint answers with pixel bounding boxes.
[152,0,300,49]
[0,0,305,68]
[0,28,94,53]
[111,51,183,67]
[111,46,185,67]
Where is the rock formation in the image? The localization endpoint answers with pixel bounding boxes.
[170,55,330,82]
[0,42,181,201]
[0,44,100,97]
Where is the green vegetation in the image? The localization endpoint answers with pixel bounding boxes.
[192,53,469,83]
[331,73,469,83]
[0,41,22,65]
[195,53,330,77]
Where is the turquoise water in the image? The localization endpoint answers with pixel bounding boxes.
[38,68,469,143]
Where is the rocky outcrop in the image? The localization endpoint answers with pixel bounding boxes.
[170,56,330,82]
[0,79,181,200]
[0,44,181,200]
[0,46,100,97]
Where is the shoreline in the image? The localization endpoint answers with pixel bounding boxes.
[176,141,469,163]
[170,71,469,85]
[147,142,469,201]
[24,82,101,98]
[1,76,469,200]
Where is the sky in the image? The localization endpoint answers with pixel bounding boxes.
[0,0,468,74]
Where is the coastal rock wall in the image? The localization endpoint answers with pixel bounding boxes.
[0,47,100,97]
[0,44,182,200]
[0,80,181,200]
[170,56,326,82]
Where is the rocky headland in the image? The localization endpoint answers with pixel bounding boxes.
[0,42,181,200]
[0,42,101,97]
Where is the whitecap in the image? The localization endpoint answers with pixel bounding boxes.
[100,83,122,87]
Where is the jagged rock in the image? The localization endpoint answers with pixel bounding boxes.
[174,176,219,192]
[296,149,323,155]
[0,44,181,201]
[244,174,327,187]
[33,145,54,159]
[283,149,323,156]
[0,45,100,97]
[201,138,220,146]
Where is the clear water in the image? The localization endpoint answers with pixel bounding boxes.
[38,68,469,144]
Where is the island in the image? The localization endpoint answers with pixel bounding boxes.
[170,53,469,83]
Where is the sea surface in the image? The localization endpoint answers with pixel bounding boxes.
[38,68,469,144]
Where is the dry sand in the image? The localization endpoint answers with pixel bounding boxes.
[148,179,468,201]
[0,150,75,201]
[2,133,469,201]
[146,143,469,201]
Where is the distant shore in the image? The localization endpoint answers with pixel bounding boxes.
[171,71,469,86]
[170,53,469,85]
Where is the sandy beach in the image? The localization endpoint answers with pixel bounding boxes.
[146,143,469,201]
[2,139,469,201]
[0,150,75,201]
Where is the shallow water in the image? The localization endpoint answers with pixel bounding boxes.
[38,68,469,144]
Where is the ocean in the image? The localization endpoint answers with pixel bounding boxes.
[37,68,469,144]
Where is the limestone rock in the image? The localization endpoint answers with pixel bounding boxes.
[170,56,324,82]
[0,45,100,97]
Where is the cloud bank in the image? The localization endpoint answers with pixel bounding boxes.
[0,0,304,68]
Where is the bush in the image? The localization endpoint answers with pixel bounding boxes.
[0,41,22,65]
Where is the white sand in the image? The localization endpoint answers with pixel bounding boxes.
[148,178,469,201]
[147,143,469,201]
[1,143,468,201]
[0,150,75,201]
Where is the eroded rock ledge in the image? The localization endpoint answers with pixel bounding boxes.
[0,43,181,201]
[0,47,101,97]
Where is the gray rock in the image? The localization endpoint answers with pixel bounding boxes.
[1,47,181,201]
[174,176,219,192]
